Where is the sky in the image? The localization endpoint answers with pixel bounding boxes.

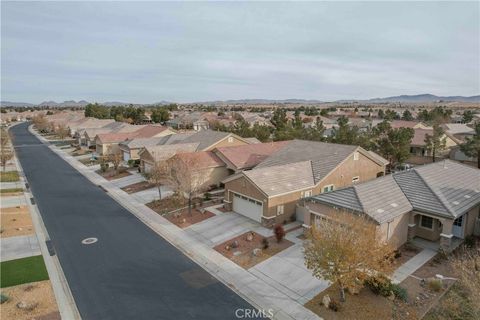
[1,1,479,103]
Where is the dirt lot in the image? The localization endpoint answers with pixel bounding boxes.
[214,231,294,269]
[121,181,154,194]
[0,281,59,320]
[0,206,34,238]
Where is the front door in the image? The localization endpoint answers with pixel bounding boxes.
[452,215,465,239]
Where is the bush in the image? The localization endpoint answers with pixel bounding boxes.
[394,250,402,259]
[100,162,109,173]
[204,192,211,201]
[0,293,9,304]
[328,299,339,312]
[428,279,443,292]
[262,238,269,249]
[464,235,476,248]
[391,284,408,302]
[365,275,393,297]
[274,225,286,243]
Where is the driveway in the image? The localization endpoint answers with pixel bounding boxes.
[185,211,272,247]
[10,123,255,320]
[0,195,26,208]
[109,172,146,188]
[0,234,41,262]
[249,243,330,304]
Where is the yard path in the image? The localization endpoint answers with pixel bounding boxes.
[392,248,437,283]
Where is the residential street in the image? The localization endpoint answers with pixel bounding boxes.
[10,122,255,320]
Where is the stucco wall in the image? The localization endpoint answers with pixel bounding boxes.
[377,212,409,248]
[224,176,267,216]
[465,205,480,236]
[413,214,441,241]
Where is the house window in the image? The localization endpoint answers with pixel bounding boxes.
[352,176,360,184]
[323,185,334,193]
[302,190,312,198]
[420,216,434,230]
[228,137,233,142]
[353,152,359,161]
[277,205,284,216]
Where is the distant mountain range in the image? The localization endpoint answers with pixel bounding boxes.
[1,94,479,107]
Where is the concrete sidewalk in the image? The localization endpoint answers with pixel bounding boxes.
[35,126,321,320]
[392,248,437,283]
[0,234,41,262]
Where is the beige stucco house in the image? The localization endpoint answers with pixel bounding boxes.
[300,160,480,252]
[222,140,388,227]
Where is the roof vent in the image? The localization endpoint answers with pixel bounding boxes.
[452,201,460,205]
[464,195,471,199]
[376,209,384,213]
[390,203,398,208]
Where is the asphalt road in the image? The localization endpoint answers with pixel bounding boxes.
[10,123,256,320]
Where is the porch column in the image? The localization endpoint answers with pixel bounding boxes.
[440,219,454,252]
[407,213,417,241]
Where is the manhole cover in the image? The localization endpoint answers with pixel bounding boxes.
[81,237,98,245]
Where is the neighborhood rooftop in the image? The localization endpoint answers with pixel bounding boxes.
[310,160,480,223]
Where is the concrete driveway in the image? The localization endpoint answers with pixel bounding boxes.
[0,195,26,208]
[110,172,146,188]
[185,211,272,247]
[249,243,330,304]
[1,234,41,262]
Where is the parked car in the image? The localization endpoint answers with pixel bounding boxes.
[392,163,413,173]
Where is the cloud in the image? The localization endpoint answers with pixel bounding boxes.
[1,1,479,103]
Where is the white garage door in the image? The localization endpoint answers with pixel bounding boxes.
[232,193,263,223]
[143,162,153,173]
[123,151,130,162]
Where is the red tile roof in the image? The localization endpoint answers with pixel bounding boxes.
[215,141,291,170]
[176,151,225,169]
[411,128,433,146]
[96,125,169,143]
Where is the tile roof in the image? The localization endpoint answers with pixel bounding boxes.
[411,128,433,146]
[132,125,169,138]
[175,151,225,169]
[96,132,138,144]
[175,130,233,150]
[142,143,200,162]
[119,137,166,150]
[244,161,315,197]
[390,120,421,129]
[215,141,291,170]
[96,125,169,143]
[256,140,358,184]
[310,160,480,223]
[443,123,475,135]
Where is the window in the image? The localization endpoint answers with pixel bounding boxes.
[421,216,434,230]
[352,176,360,184]
[353,152,359,161]
[453,215,463,227]
[228,137,233,142]
[276,205,284,216]
[323,185,334,193]
[302,190,312,198]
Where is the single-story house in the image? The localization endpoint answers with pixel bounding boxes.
[137,130,250,173]
[213,141,291,173]
[222,140,389,226]
[410,128,457,157]
[300,160,480,252]
[68,118,116,137]
[95,125,175,156]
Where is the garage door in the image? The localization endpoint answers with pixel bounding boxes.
[232,193,263,223]
[143,162,153,173]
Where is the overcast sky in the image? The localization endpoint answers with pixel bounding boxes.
[1,1,479,103]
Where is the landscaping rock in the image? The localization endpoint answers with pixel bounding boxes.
[16,301,38,311]
[231,240,239,248]
[252,248,261,256]
[322,295,331,307]
[246,233,254,242]
[225,245,231,251]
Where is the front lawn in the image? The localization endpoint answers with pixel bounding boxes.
[214,231,294,269]
[1,256,49,288]
[0,171,20,182]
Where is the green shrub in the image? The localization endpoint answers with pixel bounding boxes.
[428,279,443,292]
[365,275,393,297]
[0,171,19,182]
[391,284,408,302]
[0,293,9,304]
[204,192,211,201]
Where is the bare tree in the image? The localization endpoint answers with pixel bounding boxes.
[0,129,13,171]
[55,124,70,140]
[109,153,123,175]
[148,160,170,200]
[156,153,210,214]
[32,114,49,133]
[304,212,395,302]
[450,247,480,313]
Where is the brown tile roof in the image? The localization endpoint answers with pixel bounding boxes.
[390,120,420,129]
[96,132,138,144]
[176,151,225,169]
[411,128,433,146]
[133,125,170,138]
[215,141,291,170]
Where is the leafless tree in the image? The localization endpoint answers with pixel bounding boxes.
[55,124,69,140]
[304,212,395,302]
[109,153,123,175]
[0,129,13,171]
